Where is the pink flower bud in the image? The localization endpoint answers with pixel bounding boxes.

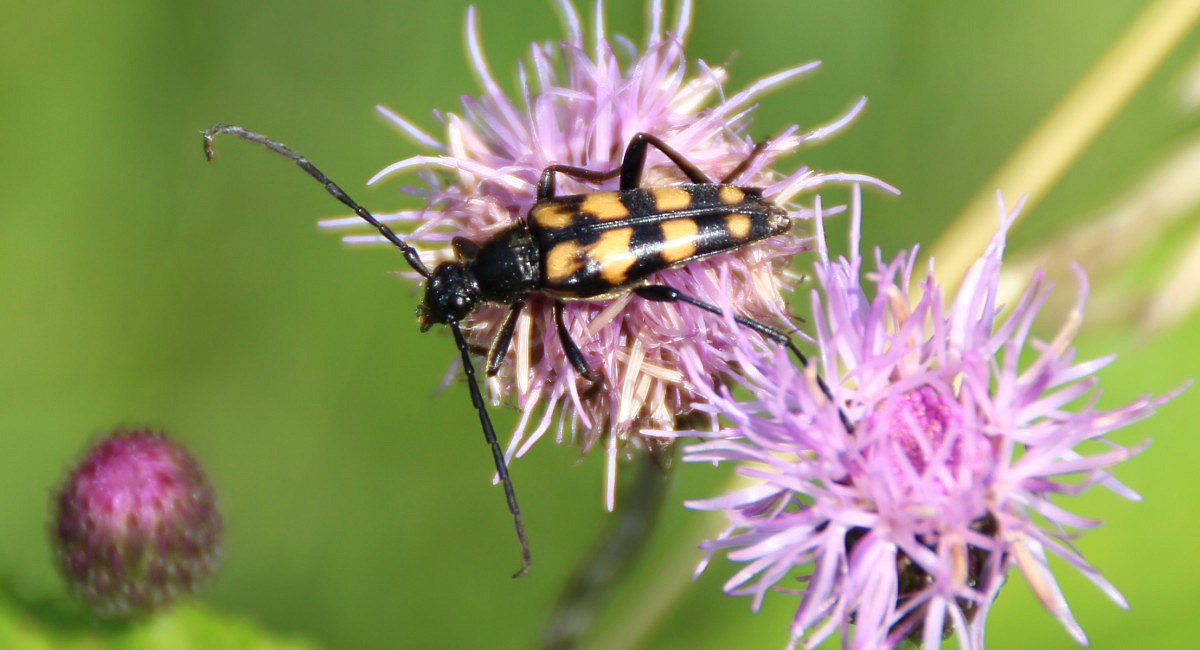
[52,429,222,618]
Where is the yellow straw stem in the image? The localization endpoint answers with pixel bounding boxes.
[925,0,1200,294]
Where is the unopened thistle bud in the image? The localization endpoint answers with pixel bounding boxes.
[51,428,223,618]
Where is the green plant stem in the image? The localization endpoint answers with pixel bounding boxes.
[586,509,725,650]
[541,447,675,650]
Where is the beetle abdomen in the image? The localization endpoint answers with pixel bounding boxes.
[528,185,790,299]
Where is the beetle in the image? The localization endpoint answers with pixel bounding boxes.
[203,125,814,577]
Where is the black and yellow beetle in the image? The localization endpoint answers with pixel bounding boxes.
[203,126,811,577]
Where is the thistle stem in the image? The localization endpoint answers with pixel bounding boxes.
[541,446,675,650]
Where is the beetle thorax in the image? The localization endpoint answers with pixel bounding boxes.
[467,226,540,304]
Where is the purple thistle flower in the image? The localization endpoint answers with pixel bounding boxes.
[320,0,889,508]
[677,188,1184,648]
[52,429,222,618]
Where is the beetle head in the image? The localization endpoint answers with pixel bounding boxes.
[417,262,480,331]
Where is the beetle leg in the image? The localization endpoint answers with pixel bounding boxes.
[633,285,804,362]
[537,165,621,201]
[452,236,481,262]
[719,138,772,185]
[485,301,525,376]
[449,321,532,578]
[619,133,712,190]
[633,284,854,434]
[554,302,599,382]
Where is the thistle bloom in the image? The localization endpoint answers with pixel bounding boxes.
[320,0,886,507]
[678,189,1181,648]
[52,429,222,618]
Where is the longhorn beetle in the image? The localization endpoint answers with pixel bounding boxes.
[203,125,827,578]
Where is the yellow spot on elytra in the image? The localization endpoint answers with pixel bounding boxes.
[593,228,636,285]
[545,241,585,282]
[652,186,692,211]
[659,219,700,264]
[531,202,576,230]
[580,193,629,221]
[726,213,752,239]
[719,185,745,205]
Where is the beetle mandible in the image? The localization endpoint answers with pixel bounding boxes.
[203,125,815,578]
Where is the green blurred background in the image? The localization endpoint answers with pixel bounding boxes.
[1,0,1197,648]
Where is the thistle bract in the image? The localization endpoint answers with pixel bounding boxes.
[52,429,222,618]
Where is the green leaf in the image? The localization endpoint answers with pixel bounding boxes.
[0,587,320,650]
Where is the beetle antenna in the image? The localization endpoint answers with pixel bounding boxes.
[203,124,432,279]
[450,320,532,578]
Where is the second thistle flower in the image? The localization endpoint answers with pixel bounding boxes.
[678,190,1183,649]
[322,1,881,507]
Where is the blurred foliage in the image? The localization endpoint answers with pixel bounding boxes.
[0,0,1196,648]
[0,586,316,649]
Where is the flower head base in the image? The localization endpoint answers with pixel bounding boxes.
[52,429,222,618]
[680,189,1181,648]
[320,0,888,508]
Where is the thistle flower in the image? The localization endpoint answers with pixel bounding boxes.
[319,0,886,508]
[52,429,222,618]
[678,189,1183,648]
